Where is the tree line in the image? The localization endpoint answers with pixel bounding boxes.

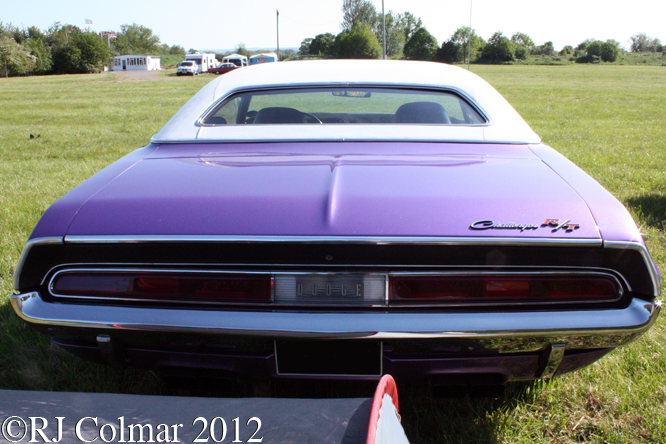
[2,2,664,77]
[0,22,185,77]
[298,0,663,64]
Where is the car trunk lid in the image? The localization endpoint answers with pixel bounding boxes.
[64,142,601,241]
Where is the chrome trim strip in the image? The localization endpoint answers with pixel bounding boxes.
[10,292,661,353]
[64,235,603,247]
[13,237,63,291]
[41,262,633,293]
[538,343,566,379]
[46,268,624,307]
[604,241,661,297]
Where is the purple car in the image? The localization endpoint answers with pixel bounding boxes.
[11,60,660,389]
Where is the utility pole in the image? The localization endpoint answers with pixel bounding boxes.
[276,10,280,61]
[468,0,472,70]
[381,0,386,59]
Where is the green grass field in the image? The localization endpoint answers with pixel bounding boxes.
[1,65,665,443]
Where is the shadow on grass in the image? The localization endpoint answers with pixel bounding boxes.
[626,193,666,229]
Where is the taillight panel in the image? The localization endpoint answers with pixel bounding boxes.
[389,274,621,306]
[48,269,623,307]
[51,271,271,304]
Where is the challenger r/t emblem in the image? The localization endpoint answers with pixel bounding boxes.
[541,219,581,232]
[470,219,581,233]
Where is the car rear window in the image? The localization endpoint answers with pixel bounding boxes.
[201,87,487,126]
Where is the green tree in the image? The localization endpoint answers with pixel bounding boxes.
[559,45,574,56]
[449,26,485,62]
[403,27,438,61]
[234,42,251,58]
[380,12,406,58]
[437,40,462,64]
[0,36,36,77]
[576,40,619,63]
[333,23,381,59]
[511,32,535,52]
[309,33,336,56]
[73,31,110,72]
[52,42,81,73]
[341,0,378,32]
[533,41,554,56]
[169,45,185,55]
[629,33,661,52]
[599,40,620,62]
[511,32,534,60]
[575,39,595,51]
[25,37,52,73]
[514,45,528,60]
[398,12,422,42]
[116,23,160,54]
[482,31,515,63]
[298,37,313,56]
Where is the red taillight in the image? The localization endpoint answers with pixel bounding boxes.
[389,275,620,305]
[51,271,271,304]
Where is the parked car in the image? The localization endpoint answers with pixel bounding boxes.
[208,62,240,75]
[176,61,198,76]
[11,60,660,390]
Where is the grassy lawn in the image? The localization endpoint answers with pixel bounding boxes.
[1,65,665,443]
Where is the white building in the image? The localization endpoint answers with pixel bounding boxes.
[111,55,161,72]
[185,52,217,73]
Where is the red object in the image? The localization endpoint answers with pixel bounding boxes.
[208,64,240,75]
[366,375,400,444]
[389,275,619,304]
[52,271,271,304]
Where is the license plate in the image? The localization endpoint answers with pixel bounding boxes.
[273,273,386,306]
[275,341,383,376]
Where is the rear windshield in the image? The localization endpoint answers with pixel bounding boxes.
[201,87,486,126]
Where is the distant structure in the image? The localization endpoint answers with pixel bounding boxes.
[111,55,161,71]
[250,52,278,65]
[222,54,248,67]
[185,52,217,73]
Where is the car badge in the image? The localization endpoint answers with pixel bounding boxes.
[470,219,580,233]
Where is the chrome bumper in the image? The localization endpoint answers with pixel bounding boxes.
[10,292,661,355]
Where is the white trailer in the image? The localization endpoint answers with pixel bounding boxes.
[111,55,161,72]
[185,52,217,73]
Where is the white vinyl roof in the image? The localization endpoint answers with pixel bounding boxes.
[152,60,540,144]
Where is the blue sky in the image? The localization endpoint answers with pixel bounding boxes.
[5,0,666,51]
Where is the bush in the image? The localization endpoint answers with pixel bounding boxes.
[576,40,619,63]
[481,31,514,63]
[599,41,619,62]
[559,45,573,56]
[437,40,462,64]
[403,27,438,61]
[576,54,601,64]
[333,24,381,59]
[514,45,528,60]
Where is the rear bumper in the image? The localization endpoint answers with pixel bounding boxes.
[10,292,660,381]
